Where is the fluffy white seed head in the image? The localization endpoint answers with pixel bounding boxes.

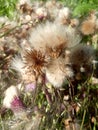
[59,7,71,19]
[46,59,65,88]
[46,58,73,88]
[65,27,81,48]
[29,22,81,53]
[45,0,60,20]
[81,20,96,35]
[80,12,97,35]
[3,86,19,108]
[55,7,71,24]
[11,55,36,83]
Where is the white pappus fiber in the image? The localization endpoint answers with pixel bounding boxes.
[46,58,73,88]
[11,55,36,83]
[29,22,81,53]
[11,56,25,74]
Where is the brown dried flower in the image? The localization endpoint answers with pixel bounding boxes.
[70,44,95,80]
[20,3,33,14]
[80,11,97,35]
[23,49,48,77]
[70,44,94,65]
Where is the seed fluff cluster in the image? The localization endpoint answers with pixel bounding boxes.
[11,21,95,88]
[1,1,97,129]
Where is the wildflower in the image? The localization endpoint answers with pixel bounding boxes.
[80,11,97,35]
[70,44,95,80]
[81,20,95,35]
[55,7,71,25]
[3,86,26,118]
[46,57,73,88]
[29,22,81,58]
[23,49,48,77]
[45,0,60,20]
[25,82,36,92]
[70,44,94,66]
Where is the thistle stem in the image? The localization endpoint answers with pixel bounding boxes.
[42,86,52,105]
[80,109,86,130]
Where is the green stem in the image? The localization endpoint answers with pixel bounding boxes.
[80,109,86,130]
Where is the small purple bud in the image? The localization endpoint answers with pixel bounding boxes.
[25,83,36,92]
[11,96,26,113]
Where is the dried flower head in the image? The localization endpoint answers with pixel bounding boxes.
[55,7,71,25]
[70,44,95,80]
[70,44,94,65]
[3,86,26,117]
[3,86,19,109]
[23,49,48,77]
[20,3,33,14]
[45,0,60,20]
[46,57,73,88]
[80,11,97,35]
[29,22,81,58]
[81,20,95,35]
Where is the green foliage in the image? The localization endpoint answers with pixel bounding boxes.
[0,0,18,19]
[73,2,98,17]
[59,0,98,17]
[76,81,98,130]
[0,0,98,19]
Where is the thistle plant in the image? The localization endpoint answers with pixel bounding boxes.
[0,0,98,130]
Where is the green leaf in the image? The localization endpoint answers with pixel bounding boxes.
[73,3,98,17]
